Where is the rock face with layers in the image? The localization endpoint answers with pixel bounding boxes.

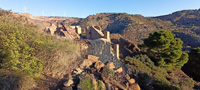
[88,38,122,68]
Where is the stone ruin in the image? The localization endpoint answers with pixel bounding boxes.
[70,26,82,35]
[46,23,57,35]
[87,38,121,67]
[86,26,120,60]
[86,26,104,40]
[110,34,140,59]
[45,23,81,39]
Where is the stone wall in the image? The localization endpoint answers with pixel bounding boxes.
[86,26,104,40]
[87,38,123,68]
[46,23,57,35]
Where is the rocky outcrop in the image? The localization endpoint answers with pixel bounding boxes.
[61,55,141,90]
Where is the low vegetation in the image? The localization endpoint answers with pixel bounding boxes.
[122,30,195,90]
[80,77,94,90]
[80,76,104,90]
[123,55,194,90]
[0,10,80,90]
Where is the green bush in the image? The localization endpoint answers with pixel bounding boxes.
[153,77,180,90]
[81,77,94,90]
[168,72,195,90]
[80,76,104,90]
[103,66,114,80]
[0,22,43,76]
[125,56,151,75]
[124,55,194,90]
[0,10,81,90]
[144,30,189,71]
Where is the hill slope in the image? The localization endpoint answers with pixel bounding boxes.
[156,9,200,50]
[79,13,174,44]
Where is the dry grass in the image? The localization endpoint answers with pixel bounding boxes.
[0,70,36,90]
[34,36,82,78]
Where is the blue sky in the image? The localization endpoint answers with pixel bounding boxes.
[0,0,199,18]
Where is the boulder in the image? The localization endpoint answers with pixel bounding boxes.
[94,61,105,72]
[87,55,99,63]
[80,59,93,69]
[129,83,141,90]
[63,79,73,87]
[106,62,115,70]
[129,79,135,84]
[73,68,83,75]
[115,67,123,73]
[125,74,131,80]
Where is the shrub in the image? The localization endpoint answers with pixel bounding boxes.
[153,77,180,90]
[144,30,189,71]
[168,72,195,90]
[103,66,114,80]
[0,70,36,90]
[81,77,94,90]
[0,10,81,90]
[0,22,43,76]
[124,54,194,90]
[124,56,151,75]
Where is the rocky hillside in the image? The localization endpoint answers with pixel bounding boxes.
[156,9,200,34]
[79,13,174,44]
[156,9,200,50]
[78,11,200,50]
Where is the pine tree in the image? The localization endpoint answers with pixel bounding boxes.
[144,30,188,71]
[182,47,200,81]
